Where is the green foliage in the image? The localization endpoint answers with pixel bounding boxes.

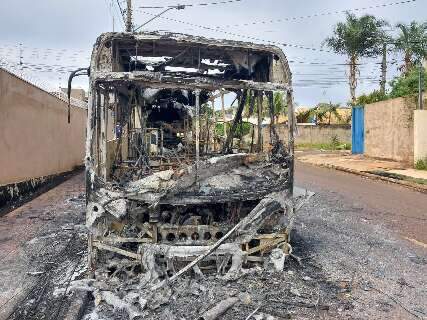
[296,142,351,151]
[243,91,287,119]
[389,67,427,98]
[354,66,426,104]
[394,21,427,72]
[369,170,427,185]
[324,13,388,102]
[201,103,214,116]
[273,92,287,117]
[324,12,388,58]
[236,122,252,137]
[296,103,344,124]
[330,135,340,148]
[316,103,343,124]
[415,159,427,171]
[354,90,388,105]
[215,123,226,136]
[215,122,252,138]
[296,109,313,124]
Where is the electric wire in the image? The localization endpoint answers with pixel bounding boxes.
[219,0,417,28]
[136,10,333,53]
[139,0,247,9]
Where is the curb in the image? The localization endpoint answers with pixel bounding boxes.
[63,292,90,320]
[299,161,427,194]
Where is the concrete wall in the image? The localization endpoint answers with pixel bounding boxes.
[262,124,351,150]
[414,110,427,163]
[364,97,416,164]
[0,69,87,186]
[61,88,87,102]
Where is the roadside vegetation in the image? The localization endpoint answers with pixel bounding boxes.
[296,102,351,124]
[369,170,427,185]
[415,158,427,171]
[354,67,427,105]
[297,135,351,151]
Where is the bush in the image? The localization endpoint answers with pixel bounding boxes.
[354,90,388,106]
[330,135,340,148]
[415,158,427,170]
[389,67,427,99]
[215,122,252,138]
[354,66,426,105]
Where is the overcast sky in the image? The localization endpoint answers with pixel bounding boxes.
[0,0,425,106]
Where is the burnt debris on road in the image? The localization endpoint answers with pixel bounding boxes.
[69,31,319,319]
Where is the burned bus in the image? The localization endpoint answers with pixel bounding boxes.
[79,31,309,281]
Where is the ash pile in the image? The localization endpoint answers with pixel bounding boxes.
[80,152,312,320]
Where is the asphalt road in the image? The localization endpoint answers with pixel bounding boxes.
[1,165,426,320]
[0,173,86,320]
[293,162,427,319]
[295,162,427,244]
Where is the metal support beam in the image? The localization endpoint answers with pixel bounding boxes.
[101,90,109,180]
[257,92,263,152]
[195,90,201,183]
[286,90,295,195]
[221,92,226,140]
[268,91,279,145]
[211,100,216,153]
[222,90,248,154]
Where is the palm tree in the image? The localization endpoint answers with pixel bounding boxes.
[296,103,343,124]
[315,103,343,125]
[394,21,427,74]
[324,13,388,104]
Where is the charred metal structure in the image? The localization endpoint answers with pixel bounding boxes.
[84,31,306,281]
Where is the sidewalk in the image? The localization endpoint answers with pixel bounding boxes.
[297,151,427,193]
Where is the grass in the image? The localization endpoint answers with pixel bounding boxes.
[296,142,351,151]
[368,170,427,185]
[415,159,427,171]
[296,135,351,151]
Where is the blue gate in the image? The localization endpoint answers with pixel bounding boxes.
[352,106,364,154]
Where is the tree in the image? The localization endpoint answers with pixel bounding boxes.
[324,13,388,104]
[316,103,343,125]
[295,103,343,124]
[394,21,427,74]
[295,108,313,124]
[243,91,287,122]
[389,66,427,98]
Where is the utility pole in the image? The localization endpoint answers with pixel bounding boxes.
[380,43,387,96]
[111,0,115,32]
[419,62,424,110]
[126,0,133,32]
[19,43,23,77]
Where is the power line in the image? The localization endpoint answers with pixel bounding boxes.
[137,10,334,53]
[116,0,127,27]
[136,0,417,53]
[219,0,417,28]
[139,0,247,9]
[0,44,89,56]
